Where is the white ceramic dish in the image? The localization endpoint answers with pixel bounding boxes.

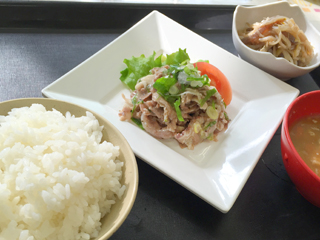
[42,10,299,213]
[232,1,320,80]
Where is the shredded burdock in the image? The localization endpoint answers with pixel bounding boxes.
[239,16,314,67]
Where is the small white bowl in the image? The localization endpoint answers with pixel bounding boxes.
[232,1,320,80]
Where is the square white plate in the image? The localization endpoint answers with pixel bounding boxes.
[42,10,299,213]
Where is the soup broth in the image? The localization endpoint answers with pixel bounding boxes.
[289,114,320,177]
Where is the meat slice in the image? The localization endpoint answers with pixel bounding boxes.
[140,113,174,139]
[175,116,205,150]
[119,94,133,121]
[151,65,170,81]
[152,92,178,132]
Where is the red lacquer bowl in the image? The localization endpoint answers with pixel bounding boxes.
[281,90,320,207]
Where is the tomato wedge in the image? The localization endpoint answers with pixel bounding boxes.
[194,62,232,106]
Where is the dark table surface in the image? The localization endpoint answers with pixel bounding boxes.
[1,2,320,240]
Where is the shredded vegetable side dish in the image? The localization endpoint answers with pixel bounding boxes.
[118,49,231,150]
[239,15,314,67]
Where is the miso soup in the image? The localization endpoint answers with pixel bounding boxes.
[289,114,320,177]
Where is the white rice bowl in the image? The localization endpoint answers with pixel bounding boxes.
[0,99,137,240]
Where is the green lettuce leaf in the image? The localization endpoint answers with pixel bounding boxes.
[120,49,190,90]
[163,48,190,66]
[120,51,162,90]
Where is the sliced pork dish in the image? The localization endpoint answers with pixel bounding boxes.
[119,49,232,150]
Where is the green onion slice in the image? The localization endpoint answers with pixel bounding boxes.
[174,98,184,122]
[131,117,144,130]
[204,121,216,130]
[200,88,217,106]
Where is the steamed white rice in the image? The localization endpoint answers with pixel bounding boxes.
[0,104,126,240]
